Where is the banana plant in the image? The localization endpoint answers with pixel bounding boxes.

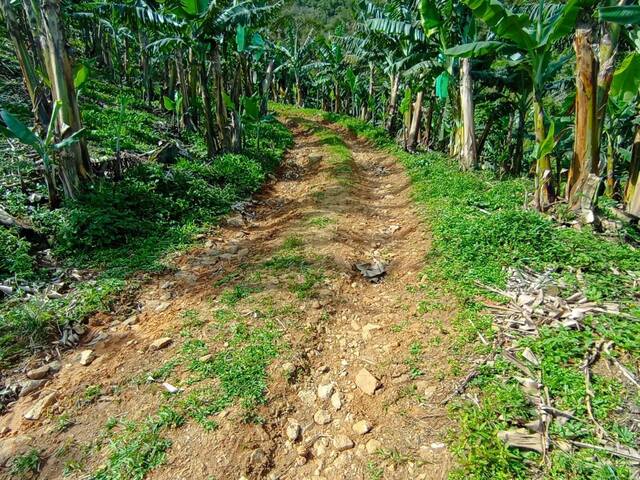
[445,0,585,210]
[1,101,85,208]
[163,91,184,129]
[598,4,640,217]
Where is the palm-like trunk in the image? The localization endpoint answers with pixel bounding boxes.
[568,29,598,209]
[459,58,477,170]
[385,73,400,133]
[261,60,275,115]
[41,0,91,199]
[533,94,555,210]
[199,61,217,158]
[406,90,424,153]
[624,125,640,217]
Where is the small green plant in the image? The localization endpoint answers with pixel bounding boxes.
[82,384,103,404]
[56,413,74,432]
[405,341,424,379]
[10,449,41,478]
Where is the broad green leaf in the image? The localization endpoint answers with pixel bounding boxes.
[419,0,443,29]
[399,87,413,115]
[541,0,584,47]
[535,120,556,160]
[346,69,357,91]
[444,41,505,58]
[599,5,640,25]
[0,109,40,148]
[73,64,89,88]
[236,25,247,52]
[463,0,535,51]
[163,95,176,111]
[611,53,640,102]
[242,95,260,122]
[53,128,85,150]
[223,92,236,111]
[435,71,450,99]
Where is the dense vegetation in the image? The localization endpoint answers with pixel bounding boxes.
[1,0,640,478]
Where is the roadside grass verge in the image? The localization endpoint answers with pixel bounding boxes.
[317,110,640,480]
[0,85,293,368]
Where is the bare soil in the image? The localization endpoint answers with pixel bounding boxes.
[1,113,459,480]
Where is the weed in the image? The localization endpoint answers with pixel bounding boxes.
[10,449,41,478]
[366,461,384,480]
[307,216,335,228]
[405,341,424,379]
[220,284,260,306]
[56,413,74,432]
[82,384,103,404]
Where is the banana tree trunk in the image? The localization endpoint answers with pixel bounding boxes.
[139,30,152,105]
[41,0,91,199]
[406,90,424,153]
[334,82,341,113]
[459,58,477,170]
[595,23,620,163]
[295,74,302,107]
[605,135,615,198]
[199,61,217,158]
[568,29,598,209]
[1,0,50,129]
[476,115,495,161]
[421,98,434,148]
[624,125,640,217]
[533,94,555,210]
[261,60,275,115]
[386,73,400,133]
[212,45,230,151]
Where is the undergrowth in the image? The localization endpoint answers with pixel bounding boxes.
[312,108,640,480]
[0,77,293,367]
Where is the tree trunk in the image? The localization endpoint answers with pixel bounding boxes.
[476,115,495,161]
[605,134,615,198]
[568,29,598,209]
[595,23,620,165]
[139,29,152,105]
[533,94,555,210]
[261,60,275,115]
[199,61,217,158]
[421,98,434,148]
[295,74,302,107]
[406,90,424,153]
[212,45,229,151]
[624,125,640,217]
[459,58,477,170]
[385,73,400,133]
[41,0,91,199]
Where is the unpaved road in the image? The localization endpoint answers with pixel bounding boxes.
[1,112,458,479]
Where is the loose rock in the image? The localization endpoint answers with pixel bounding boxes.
[150,337,172,351]
[24,392,56,420]
[314,409,332,425]
[19,379,47,397]
[286,419,301,441]
[352,420,372,435]
[366,439,382,454]
[317,383,334,401]
[355,368,380,395]
[0,435,32,466]
[333,434,354,451]
[79,350,96,366]
[26,365,49,380]
[362,323,382,341]
[330,392,342,410]
[48,360,62,373]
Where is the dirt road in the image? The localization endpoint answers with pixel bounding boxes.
[1,112,457,479]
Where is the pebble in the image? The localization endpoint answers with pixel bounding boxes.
[352,420,372,435]
[23,392,56,420]
[150,337,173,350]
[333,434,354,451]
[48,360,62,373]
[330,392,342,410]
[155,302,171,313]
[79,350,96,366]
[317,383,334,401]
[313,409,332,425]
[366,439,382,454]
[19,379,47,397]
[199,354,213,362]
[355,368,380,395]
[122,315,138,327]
[286,419,301,441]
[26,365,49,380]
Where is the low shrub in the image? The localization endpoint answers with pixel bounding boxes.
[0,228,34,278]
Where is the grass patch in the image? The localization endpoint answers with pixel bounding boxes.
[10,449,42,478]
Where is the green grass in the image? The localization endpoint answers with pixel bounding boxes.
[310,108,640,480]
[0,86,293,368]
[10,449,42,478]
[306,215,336,228]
